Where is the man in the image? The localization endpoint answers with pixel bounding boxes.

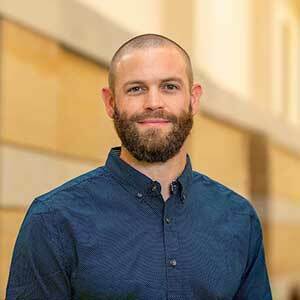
[6,34,272,299]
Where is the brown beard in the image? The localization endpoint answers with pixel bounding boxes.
[113,105,193,163]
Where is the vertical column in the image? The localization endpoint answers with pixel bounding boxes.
[0,18,3,204]
[248,132,271,254]
[250,0,273,111]
[0,18,5,300]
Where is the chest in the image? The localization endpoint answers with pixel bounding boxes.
[68,209,248,300]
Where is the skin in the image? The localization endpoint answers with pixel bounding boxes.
[102,46,202,200]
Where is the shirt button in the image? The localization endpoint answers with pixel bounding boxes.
[151,184,157,192]
[137,192,143,198]
[169,259,177,267]
[165,217,171,224]
[170,181,177,194]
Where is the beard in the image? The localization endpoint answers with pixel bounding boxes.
[113,105,193,163]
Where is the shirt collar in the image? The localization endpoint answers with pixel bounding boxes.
[105,146,193,202]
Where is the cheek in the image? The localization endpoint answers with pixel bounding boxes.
[117,98,146,115]
[166,98,190,114]
[115,103,142,120]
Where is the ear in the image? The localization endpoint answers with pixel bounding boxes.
[101,88,115,119]
[190,83,202,115]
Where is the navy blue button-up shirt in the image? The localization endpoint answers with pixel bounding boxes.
[6,147,272,299]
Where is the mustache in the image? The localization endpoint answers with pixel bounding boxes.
[129,110,177,123]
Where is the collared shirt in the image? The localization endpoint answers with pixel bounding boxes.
[6,147,272,300]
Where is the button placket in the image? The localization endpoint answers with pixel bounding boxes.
[163,199,182,293]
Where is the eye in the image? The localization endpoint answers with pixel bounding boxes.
[162,83,179,91]
[127,86,145,94]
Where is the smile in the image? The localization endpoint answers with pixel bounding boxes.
[137,119,171,126]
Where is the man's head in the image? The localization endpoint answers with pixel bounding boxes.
[102,34,202,163]
[108,34,194,94]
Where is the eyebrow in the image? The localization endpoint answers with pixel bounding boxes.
[124,77,184,87]
[124,80,145,87]
[160,77,184,86]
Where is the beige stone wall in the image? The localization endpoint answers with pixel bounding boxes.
[1,20,60,151]
[0,19,119,161]
[269,142,300,202]
[0,209,26,299]
[0,20,116,297]
[267,142,300,297]
[56,49,118,161]
[269,221,300,276]
[77,0,162,34]
[188,114,250,198]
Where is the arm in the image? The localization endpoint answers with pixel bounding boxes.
[6,200,72,300]
[234,213,273,299]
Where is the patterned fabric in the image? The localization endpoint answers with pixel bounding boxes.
[6,147,272,299]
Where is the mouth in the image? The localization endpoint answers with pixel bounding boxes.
[137,119,171,126]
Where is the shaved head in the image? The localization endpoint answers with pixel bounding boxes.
[108,34,193,92]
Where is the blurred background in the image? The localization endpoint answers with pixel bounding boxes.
[0,0,299,299]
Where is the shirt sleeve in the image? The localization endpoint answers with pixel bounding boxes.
[234,213,273,300]
[6,200,72,300]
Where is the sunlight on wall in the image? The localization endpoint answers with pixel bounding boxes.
[194,0,251,100]
[77,0,162,35]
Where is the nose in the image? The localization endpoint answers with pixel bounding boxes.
[143,87,164,110]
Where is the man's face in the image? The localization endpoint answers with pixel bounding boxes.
[105,46,200,162]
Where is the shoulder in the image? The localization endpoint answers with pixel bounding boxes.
[191,170,258,218]
[28,165,112,216]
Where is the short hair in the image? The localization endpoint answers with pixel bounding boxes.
[108,34,193,92]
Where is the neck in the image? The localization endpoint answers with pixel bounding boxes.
[120,145,187,201]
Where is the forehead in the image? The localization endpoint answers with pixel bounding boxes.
[114,46,188,85]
